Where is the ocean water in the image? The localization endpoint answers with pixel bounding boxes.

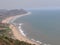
[14,9,60,45]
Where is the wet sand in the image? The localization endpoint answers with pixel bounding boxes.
[2,12,40,45]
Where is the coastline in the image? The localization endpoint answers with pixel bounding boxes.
[1,12,40,45]
[2,12,31,23]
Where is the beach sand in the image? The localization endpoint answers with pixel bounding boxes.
[1,12,40,45]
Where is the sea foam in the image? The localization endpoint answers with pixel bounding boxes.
[18,23,44,45]
[18,23,51,45]
[18,23,26,37]
[8,11,51,45]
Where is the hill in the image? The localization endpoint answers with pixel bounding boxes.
[0,9,27,22]
[0,23,35,45]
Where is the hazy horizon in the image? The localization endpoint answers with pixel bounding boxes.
[0,0,60,9]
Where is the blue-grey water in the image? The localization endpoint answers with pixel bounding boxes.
[14,9,60,45]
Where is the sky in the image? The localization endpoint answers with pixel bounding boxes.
[0,0,60,9]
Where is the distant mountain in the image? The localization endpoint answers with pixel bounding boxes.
[0,9,8,12]
[0,9,27,16]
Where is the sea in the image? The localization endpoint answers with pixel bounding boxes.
[13,9,60,45]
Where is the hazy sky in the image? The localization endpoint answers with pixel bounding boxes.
[0,0,60,9]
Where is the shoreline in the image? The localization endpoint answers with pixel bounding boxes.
[18,23,26,37]
[1,12,40,45]
[18,23,43,44]
[9,12,31,23]
[2,12,31,23]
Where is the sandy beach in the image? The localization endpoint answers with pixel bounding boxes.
[1,12,41,45]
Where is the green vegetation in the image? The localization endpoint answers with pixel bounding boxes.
[0,23,9,28]
[0,23,35,45]
[0,16,3,22]
[0,35,35,45]
[0,23,13,38]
